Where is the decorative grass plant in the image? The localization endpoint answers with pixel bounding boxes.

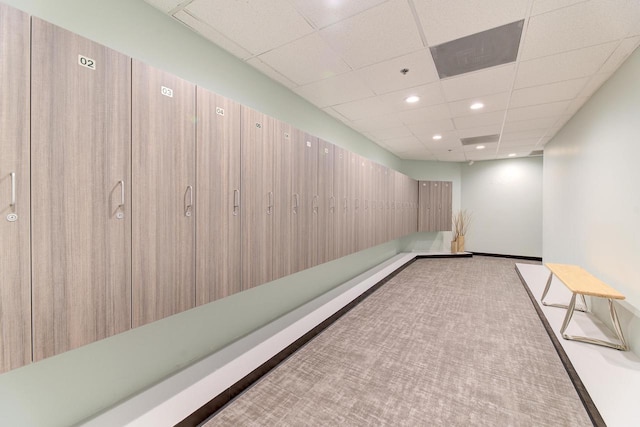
[452,210,472,253]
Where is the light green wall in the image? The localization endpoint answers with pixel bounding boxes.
[543,47,640,353]
[461,157,543,257]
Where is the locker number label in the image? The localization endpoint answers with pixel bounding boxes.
[78,54,96,70]
[306,141,312,148]
[161,86,174,98]
[216,107,225,116]
[324,148,329,154]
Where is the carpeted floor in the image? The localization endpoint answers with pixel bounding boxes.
[202,256,591,426]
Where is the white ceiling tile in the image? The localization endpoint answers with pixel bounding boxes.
[501,129,549,140]
[521,0,640,60]
[599,36,640,75]
[578,72,612,98]
[332,97,393,121]
[457,124,503,139]
[408,119,456,138]
[174,10,253,60]
[506,100,571,122]
[246,57,299,88]
[413,0,529,45]
[368,126,414,140]
[463,142,498,152]
[294,72,375,107]
[377,81,446,110]
[357,49,439,95]
[448,92,510,117]
[434,151,467,162]
[565,96,590,115]
[453,110,506,130]
[421,133,463,150]
[502,116,560,133]
[322,106,349,121]
[499,138,542,147]
[441,64,516,101]
[352,114,405,132]
[396,104,452,125]
[515,42,618,89]
[319,0,423,69]
[257,33,351,85]
[509,78,588,108]
[531,0,587,17]
[380,135,424,152]
[466,150,498,161]
[293,0,388,28]
[497,145,538,155]
[185,0,314,55]
[144,0,182,13]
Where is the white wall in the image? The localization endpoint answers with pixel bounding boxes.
[544,47,640,353]
[461,157,543,257]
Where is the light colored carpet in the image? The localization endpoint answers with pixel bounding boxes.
[202,257,591,426]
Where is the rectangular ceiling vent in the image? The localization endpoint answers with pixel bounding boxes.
[460,134,500,146]
[529,150,544,156]
[430,20,524,79]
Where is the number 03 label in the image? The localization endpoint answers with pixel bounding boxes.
[78,54,96,70]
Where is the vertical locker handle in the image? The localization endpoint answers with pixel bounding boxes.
[293,193,299,214]
[6,172,18,222]
[115,180,125,220]
[329,196,335,212]
[185,185,193,217]
[10,172,16,209]
[355,198,360,210]
[343,197,348,211]
[312,195,319,214]
[233,189,240,216]
[267,191,273,215]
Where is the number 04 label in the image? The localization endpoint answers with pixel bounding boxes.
[78,54,96,70]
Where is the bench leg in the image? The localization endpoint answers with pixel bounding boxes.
[560,294,629,351]
[541,272,588,312]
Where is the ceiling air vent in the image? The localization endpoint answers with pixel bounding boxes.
[529,150,544,156]
[430,20,524,79]
[460,134,500,146]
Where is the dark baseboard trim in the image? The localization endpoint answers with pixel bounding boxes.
[415,253,473,259]
[472,252,542,262]
[515,266,605,427]
[177,258,417,427]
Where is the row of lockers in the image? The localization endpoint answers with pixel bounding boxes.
[0,4,420,373]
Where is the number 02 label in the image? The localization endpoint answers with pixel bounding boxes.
[78,54,96,70]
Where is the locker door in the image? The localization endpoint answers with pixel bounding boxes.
[241,107,274,289]
[317,139,335,264]
[348,152,360,254]
[333,146,349,258]
[429,181,442,231]
[31,18,132,359]
[132,60,195,327]
[195,88,241,304]
[441,181,453,231]
[0,3,31,373]
[272,120,293,281]
[292,131,319,272]
[374,164,384,245]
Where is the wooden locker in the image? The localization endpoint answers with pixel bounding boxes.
[317,139,335,264]
[272,120,294,281]
[374,163,385,246]
[429,181,442,231]
[0,3,31,372]
[132,60,195,327]
[31,18,132,359]
[195,88,241,304]
[292,130,319,272]
[441,181,453,231]
[333,146,349,259]
[348,152,360,254]
[241,107,274,289]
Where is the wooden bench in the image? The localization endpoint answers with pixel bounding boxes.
[542,263,628,351]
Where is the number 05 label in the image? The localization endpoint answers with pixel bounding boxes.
[78,54,96,70]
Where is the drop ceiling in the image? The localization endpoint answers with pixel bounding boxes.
[144,0,640,162]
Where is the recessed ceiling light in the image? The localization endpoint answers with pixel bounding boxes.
[476,145,485,150]
[432,134,442,140]
[508,153,516,157]
[405,95,420,103]
[470,102,484,110]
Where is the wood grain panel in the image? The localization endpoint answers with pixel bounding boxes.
[195,88,241,304]
[317,139,335,265]
[272,120,293,280]
[31,19,132,359]
[132,60,195,327]
[0,3,31,373]
[292,131,319,272]
[241,107,274,289]
[333,146,349,259]
[441,181,453,231]
[348,152,360,254]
